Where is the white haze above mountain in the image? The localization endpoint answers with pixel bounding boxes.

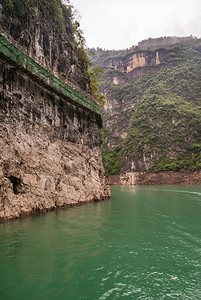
[70,0,201,50]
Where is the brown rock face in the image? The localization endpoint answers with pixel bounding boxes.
[103,51,161,79]
[0,0,110,222]
[0,60,110,222]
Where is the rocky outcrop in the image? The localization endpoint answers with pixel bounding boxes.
[112,51,160,72]
[108,171,201,185]
[101,50,162,83]
[0,59,110,222]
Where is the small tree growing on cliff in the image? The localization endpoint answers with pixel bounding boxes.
[87,65,106,106]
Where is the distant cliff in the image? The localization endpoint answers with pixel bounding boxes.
[90,37,201,175]
[0,0,110,222]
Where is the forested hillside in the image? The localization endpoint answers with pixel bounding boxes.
[90,37,201,174]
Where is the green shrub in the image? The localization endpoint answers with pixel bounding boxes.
[102,147,121,175]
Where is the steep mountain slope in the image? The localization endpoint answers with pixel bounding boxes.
[90,37,201,174]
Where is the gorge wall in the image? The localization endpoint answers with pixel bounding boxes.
[91,37,201,177]
[0,0,110,222]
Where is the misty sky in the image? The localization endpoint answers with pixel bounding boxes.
[71,0,201,50]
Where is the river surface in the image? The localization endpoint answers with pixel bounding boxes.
[1,186,201,299]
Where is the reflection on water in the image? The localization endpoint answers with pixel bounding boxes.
[0,185,201,299]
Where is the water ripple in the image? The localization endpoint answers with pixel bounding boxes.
[0,186,201,299]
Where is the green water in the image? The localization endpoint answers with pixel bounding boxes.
[1,186,201,299]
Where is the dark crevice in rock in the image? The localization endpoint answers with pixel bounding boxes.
[9,175,24,195]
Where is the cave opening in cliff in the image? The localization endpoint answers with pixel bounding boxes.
[9,175,23,195]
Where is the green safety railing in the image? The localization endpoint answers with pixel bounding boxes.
[0,34,102,116]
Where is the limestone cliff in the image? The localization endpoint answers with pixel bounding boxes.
[0,0,110,222]
[102,50,160,76]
